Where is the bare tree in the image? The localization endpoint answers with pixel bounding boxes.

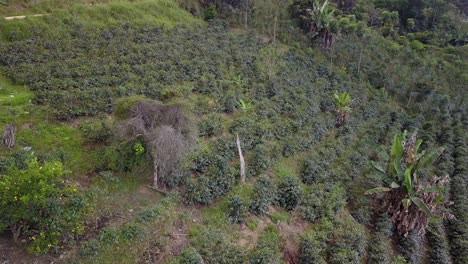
[2,124,16,152]
[117,102,194,190]
[149,126,186,189]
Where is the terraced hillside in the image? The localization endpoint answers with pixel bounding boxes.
[0,0,467,263]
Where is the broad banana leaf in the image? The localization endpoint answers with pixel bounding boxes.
[415,147,444,173]
[415,186,444,195]
[410,197,433,217]
[394,159,404,181]
[371,161,394,184]
[365,187,391,195]
[391,134,404,161]
[404,168,412,194]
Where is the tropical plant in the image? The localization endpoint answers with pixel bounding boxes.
[366,131,453,236]
[238,99,254,113]
[333,91,351,127]
[309,0,337,47]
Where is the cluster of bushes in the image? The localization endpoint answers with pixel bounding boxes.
[0,159,88,253]
[189,226,245,264]
[79,193,178,258]
[249,225,283,264]
[299,214,367,264]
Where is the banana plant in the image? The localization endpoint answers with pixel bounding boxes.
[366,130,446,219]
[238,99,253,113]
[333,91,351,127]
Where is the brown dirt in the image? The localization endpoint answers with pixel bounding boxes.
[139,207,196,264]
[277,215,310,264]
[0,236,55,264]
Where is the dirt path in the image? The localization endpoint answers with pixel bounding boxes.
[3,14,44,20]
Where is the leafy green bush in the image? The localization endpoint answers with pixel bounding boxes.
[249,176,277,215]
[427,223,451,264]
[249,225,282,264]
[190,227,245,264]
[204,5,217,21]
[248,144,271,177]
[80,119,112,144]
[0,160,87,254]
[299,219,334,264]
[367,233,392,264]
[178,247,204,264]
[198,113,224,137]
[328,214,367,264]
[300,159,319,184]
[103,139,147,172]
[398,231,423,264]
[228,195,246,224]
[299,183,346,222]
[277,176,303,211]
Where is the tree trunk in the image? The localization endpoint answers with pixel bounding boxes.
[236,134,246,184]
[2,124,16,151]
[273,11,277,43]
[244,0,249,30]
[11,223,22,244]
[153,163,158,189]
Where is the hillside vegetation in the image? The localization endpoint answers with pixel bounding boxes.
[0,0,467,263]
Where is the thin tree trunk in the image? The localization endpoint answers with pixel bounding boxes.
[273,10,277,43]
[236,134,246,184]
[244,0,249,30]
[153,163,158,189]
[11,223,22,244]
[357,46,363,77]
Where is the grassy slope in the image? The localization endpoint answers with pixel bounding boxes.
[0,2,203,262]
[0,1,466,263]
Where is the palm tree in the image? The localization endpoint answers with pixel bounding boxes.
[333,91,351,127]
[366,131,453,236]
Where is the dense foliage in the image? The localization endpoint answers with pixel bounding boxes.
[0,0,466,262]
[0,159,87,253]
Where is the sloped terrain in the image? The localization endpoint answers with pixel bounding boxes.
[0,0,467,263]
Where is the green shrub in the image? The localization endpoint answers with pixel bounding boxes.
[328,214,367,264]
[228,195,246,224]
[80,119,112,144]
[119,223,144,242]
[178,247,204,264]
[299,232,327,264]
[204,5,217,20]
[299,183,345,222]
[78,239,101,257]
[103,139,147,172]
[249,225,282,264]
[249,176,277,215]
[198,113,223,137]
[0,159,87,254]
[367,233,392,264]
[398,231,423,264]
[191,227,245,264]
[427,223,451,264]
[300,159,318,184]
[114,95,152,119]
[277,176,302,211]
[248,144,271,177]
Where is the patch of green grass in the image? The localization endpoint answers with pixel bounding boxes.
[270,211,291,224]
[16,123,95,174]
[272,157,300,179]
[1,0,204,41]
[246,219,258,231]
[74,193,178,263]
